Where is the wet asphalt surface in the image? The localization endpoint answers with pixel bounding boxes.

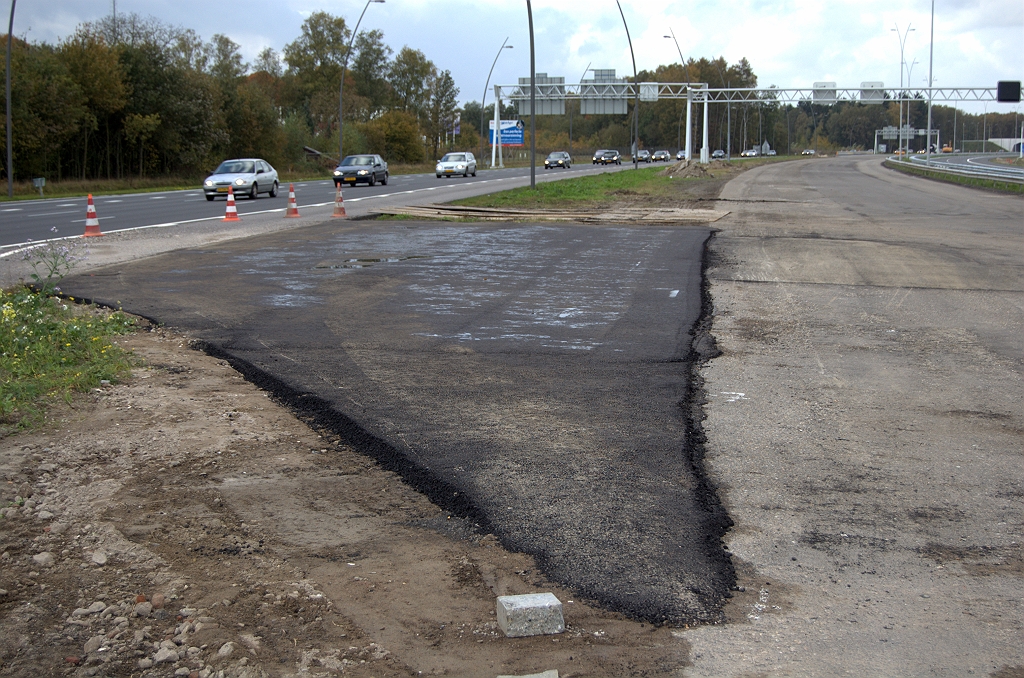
[63,218,733,624]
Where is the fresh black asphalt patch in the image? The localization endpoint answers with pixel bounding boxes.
[64,219,734,624]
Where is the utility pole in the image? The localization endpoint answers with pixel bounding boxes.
[526,0,535,188]
[5,0,15,198]
[925,0,935,164]
[615,0,639,169]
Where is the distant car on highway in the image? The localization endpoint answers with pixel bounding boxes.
[676,150,686,160]
[740,149,759,157]
[635,150,652,163]
[766,149,777,156]
[544,151,572,169]
[711,149,725,159]
[334,154,389,186]
[436,152,477,178]
[203,158,279,201]
[592,149,609,164]
[801,149,816,156]
[652,150,671,162]
[597,150,621,165]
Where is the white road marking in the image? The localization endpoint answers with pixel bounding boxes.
[669,290,679,298]
[104,199,123,203]
[2,208,22,212]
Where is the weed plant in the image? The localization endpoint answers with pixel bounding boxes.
[0,288,137,433]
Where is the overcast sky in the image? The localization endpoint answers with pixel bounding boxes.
[14,0,1024,115]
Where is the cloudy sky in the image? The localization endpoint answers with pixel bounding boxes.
[14,0,1024,114]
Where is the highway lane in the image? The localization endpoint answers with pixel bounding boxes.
[0,163,625,249]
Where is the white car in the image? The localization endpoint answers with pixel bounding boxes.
[436,152,477,178]
[203,158,279,201]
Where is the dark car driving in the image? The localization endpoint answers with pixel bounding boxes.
[333,154,388,187]
[544,151,572,169]
[597,150,621,165]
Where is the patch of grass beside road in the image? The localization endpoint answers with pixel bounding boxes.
[453,167,679,209]
[0,287,137,434]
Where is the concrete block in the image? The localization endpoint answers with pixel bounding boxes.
[495,593,564,637]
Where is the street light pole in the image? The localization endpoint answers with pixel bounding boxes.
[526,0,536,189]
[338,0,384,164]
[615,0,639,170]
[926,0,935,164]
[570,62,591,162]
[6,0,16,198]
[664,30,693,161]
[481,38,512,168]
[891,23,914,158]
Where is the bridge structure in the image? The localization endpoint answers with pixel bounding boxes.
[491,83,1004,166]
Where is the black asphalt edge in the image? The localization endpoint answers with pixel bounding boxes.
[681,230,738,614]
[183,338,496,536]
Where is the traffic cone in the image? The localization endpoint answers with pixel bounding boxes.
[223,186,240,222]
[82,194,103,237]
[331,185,347,218]
[285,183,300,218]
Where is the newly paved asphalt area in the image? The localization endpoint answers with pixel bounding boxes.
[59,219,732,625]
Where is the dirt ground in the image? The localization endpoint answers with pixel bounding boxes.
[1,321,708,678]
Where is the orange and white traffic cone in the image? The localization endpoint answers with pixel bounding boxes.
[82,194,103,237]
[223,186,240,222]
[331,184,347,218]
[285,183,300,218]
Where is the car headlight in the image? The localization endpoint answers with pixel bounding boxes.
[357,170,368,175]
[436,165,443,171]
[333,170,341,176]
[234,178,245,185]
[455,164,465,170]
[204,180,213,187]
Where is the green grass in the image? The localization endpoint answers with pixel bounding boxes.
[0,287,137,434]
[884,159,1024,194]
[453,166,687,209]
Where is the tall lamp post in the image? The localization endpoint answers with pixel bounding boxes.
[925,0,935,164]
[481,38,513,168]
[569,62,591,162]
[526,0,536,189]
[615,0,639,169]
[338,0,384,163]
[664,30,692,161]
[6,0,16,198]
[891,23,914,158]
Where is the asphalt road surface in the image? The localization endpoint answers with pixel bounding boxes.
[0,163,622,249]
[59,218,731,625]
[687,155,1023,675]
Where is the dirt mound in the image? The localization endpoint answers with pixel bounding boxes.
[660,159,731,178]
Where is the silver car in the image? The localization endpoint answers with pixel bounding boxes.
[203,158,279,201]
[436,152,477,178]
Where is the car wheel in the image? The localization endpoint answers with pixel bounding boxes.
[206,195,215,202]
[436,174,442,178]
[472,168,477,177]
[269,181,278,198]
[464,170,469,177]
[249,183,258,199]
[369,173,376,187]
[381,172,388,186]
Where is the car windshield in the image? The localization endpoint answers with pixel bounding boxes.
[214,160,255,174]
[547,153,563,159]
[441,154,466,162]
[341,156,374,166]
[602,152,617,157]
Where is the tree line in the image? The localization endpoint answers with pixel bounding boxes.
[2,12,1018,187]
[0,11,463,183]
